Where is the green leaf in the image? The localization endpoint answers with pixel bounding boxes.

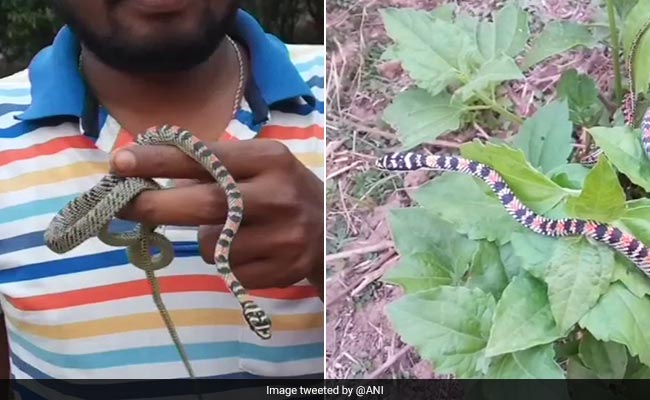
[567,356,599,379]
[622,2,650,94]
[455,55,524,102]
[510,231,558,280]
[513,100,573,173]
[548,163,592,190]
[485,273,562,357]
[612,253,650,298]
[625,355,650,378]
[546,238,615,334]
[413,173,518,245]
[381,8,474,95]
[499,242,523,281]
[486,344,564,378]
[617,198,650,249]
[588,126,650,192]
[556,69,604,126]
[565,156,626,222]
[383,89,463,150]
[386,286,495,378]
[580,282,650,367]
[460,142,570,214]
[578,331,628,380]
[383,253,455,294]
[616,0,640,21]
[523,21,600,69]
[467,241,509,300]
[476,1,529,60]
[429,3,456,21]
[387,208,478,281]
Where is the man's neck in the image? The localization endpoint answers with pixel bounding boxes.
[79,37,247,138]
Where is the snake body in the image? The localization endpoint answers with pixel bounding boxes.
[44,125,272,379]
[375,152,650,277]
[583,16,650,165]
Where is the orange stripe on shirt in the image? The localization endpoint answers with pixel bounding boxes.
[7,275,319,311]
[0,135,95,167]
[258,124,323,140]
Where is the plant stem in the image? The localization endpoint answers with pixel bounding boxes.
[465,105,493,111]
[607,0,624,104]
[475,91,525,125]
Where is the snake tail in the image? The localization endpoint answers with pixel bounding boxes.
[375,153,650,276]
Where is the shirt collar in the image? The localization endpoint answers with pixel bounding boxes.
[16,9,315,122]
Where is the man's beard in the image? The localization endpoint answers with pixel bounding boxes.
[52,1,239,74]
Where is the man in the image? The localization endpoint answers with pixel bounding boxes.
[0,0,324,393]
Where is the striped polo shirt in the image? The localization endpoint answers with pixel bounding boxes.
[0,8,324,391]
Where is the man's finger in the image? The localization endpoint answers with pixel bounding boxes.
[197,224,275,266]
[110,138,292,180]
[117,173,285,226]
[226,259,307,290]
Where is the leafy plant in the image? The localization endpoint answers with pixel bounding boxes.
[378,0,650,382]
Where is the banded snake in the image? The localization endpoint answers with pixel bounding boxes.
[375,20,650,278]
[44,36,271,383]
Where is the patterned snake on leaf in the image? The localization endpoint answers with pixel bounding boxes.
[44,125,272,379]
[375,152,650,277]
[375,20,650,278]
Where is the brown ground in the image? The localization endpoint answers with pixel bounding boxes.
[325,0,614,379]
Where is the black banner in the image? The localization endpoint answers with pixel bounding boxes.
[7,378,650,400]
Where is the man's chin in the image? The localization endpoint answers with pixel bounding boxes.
[84,38,222,73]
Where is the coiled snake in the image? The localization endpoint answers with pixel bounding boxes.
[44,125,272,380]
[375,21,650,278]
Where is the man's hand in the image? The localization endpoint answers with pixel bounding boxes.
[110,139,324,300]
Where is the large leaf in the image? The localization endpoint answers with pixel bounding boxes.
[556,69,604,126]
[523,21,600,69]
[486,344,565,378]
[565,156,626,222]
[460,142,570,214]
[546,238,615,334]
[567,356,599,379]
[413,173,518,245]
[548,163,592,190]
[625,356,650,378]
[509,231,558,280]
[578,331,628,380]
[499,242,524,281]
[617,0,640,21]
[455,56,524,102]
[513,99,573,173]
[381,8,473,95]
[612,253,650,298]
[386,286,495,378]
[467,241,509,300]
[485,273,562,357]
[617,198,650,250]
[383,89,463,150]
[477,1,529,60]
[580,282,650,366]
[387,208,478,282]
[588,126,650,192]
[383,253,455,294]
[622,1,650,94]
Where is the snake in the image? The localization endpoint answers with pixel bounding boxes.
[582,16,650,165]
[44,125,272,381]
[375,152,650,277]
[375,21,650,278]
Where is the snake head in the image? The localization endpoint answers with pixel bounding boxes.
[242,302,272,340]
